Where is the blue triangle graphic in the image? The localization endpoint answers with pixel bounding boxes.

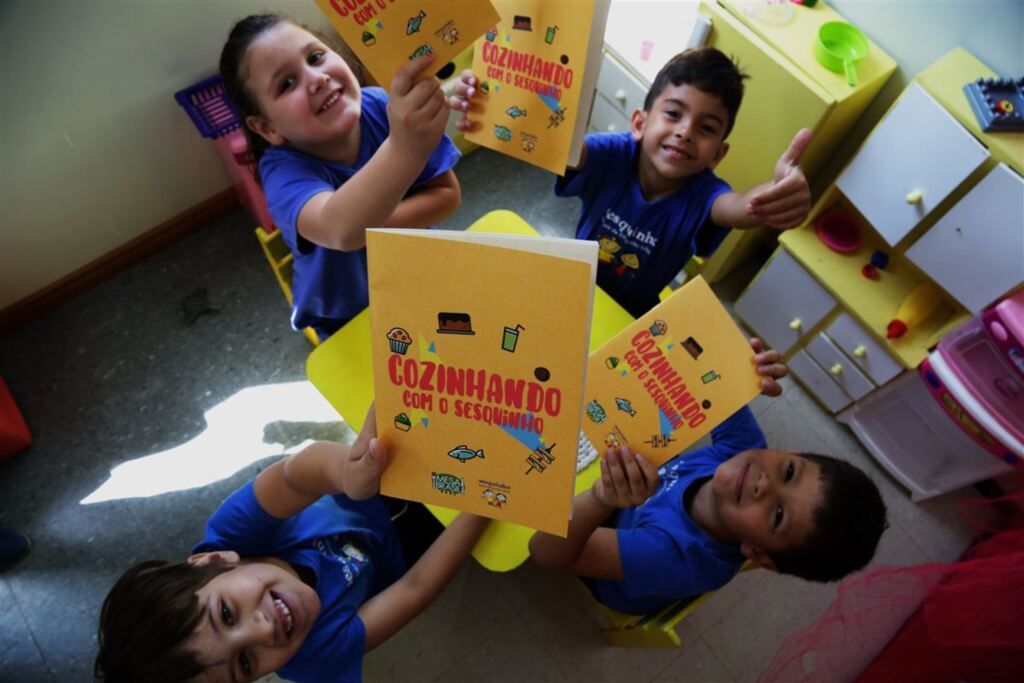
[421,417,429,428]
[500,414,543,451]
[658,408,675,435]
[537,92,561,113]
[428,341,436,353]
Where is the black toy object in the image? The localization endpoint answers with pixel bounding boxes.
[963,77,1024,133]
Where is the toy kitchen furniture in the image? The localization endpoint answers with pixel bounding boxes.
[594,1,896,281]
[734,48,1024,499]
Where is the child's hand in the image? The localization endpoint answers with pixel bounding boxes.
[751,337,787,397]
[344,404,391,500]
[448,70,480,132]
[746,128,813,230]
[387,55,449,159]
[593,446,659,509]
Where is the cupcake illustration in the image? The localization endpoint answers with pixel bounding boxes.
[394,412,412,432]
[649,319,668,337]
[387,327,412,354]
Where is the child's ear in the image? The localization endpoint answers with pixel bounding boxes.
[187,550,241,568]
[709,141,729,170]
[629,108,647,142]
[246,114,286,147]
[740,542,777,572]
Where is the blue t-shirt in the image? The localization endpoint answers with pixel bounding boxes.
[259,86,461,338]
[194,483,405,683]
[586,406,766,615]
[555,132,731,318]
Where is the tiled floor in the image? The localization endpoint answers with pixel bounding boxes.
[0,149,977,682]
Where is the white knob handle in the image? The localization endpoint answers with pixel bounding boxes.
[789,318,802,331]
[853,345,867,358]
[615,89,627,104]
[829,363,843,376]
[606,124,617,132]
[906,189,923,205]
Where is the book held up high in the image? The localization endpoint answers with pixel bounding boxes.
[582,276,762,468]
[367,227,598,536]
[465,0,610,174]
[313,0,500,85]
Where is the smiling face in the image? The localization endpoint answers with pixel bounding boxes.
[709,449,823,567]
[631,83,730,198]
[242,21,362,158]
[186,554,320,683]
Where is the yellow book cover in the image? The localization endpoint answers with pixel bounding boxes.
[368,228,598,536]
[582,276,761,467]
[465,0,610,174]
[313,0,501,84]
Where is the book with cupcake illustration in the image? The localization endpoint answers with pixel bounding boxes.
[464,0,610,174]
[312,0,500,86]
[581,276,762,468]
[367,227,598,536]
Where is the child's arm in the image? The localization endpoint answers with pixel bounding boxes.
[711,128,813,231]
[297,55,452,251]
[529,447,659,579]
[253,405,387,519]
[358,512,490,650]
[381,169,461,228]
[450,70,590,172]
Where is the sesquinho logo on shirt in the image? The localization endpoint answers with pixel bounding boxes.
[603,208,659,248]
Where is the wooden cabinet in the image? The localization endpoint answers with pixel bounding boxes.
[836,83,990,247]
[695,0,897,283]
[905,163,1024,314]
[733,249,836,355]
[734,49,1024,415]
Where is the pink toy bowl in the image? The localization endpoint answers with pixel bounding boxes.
[815,209,862,253]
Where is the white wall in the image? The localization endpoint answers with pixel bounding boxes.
[0,1,334,312]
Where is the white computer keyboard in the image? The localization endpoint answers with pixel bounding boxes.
[576,431,600,473]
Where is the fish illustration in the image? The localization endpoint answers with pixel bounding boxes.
[615,398,636,416]
[448,445,485,462]
[406,10,426,35]
[410,44,433,59]
[493,125,512,142]
[505,106,527,118]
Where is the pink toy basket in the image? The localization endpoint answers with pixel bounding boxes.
[174,76,275,231]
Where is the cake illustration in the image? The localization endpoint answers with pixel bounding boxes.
[387,327,412,354]
[436,312,475,335]
[649,319,668,336]
[394,412,412,432]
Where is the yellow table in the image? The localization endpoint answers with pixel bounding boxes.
[306,210,634,571]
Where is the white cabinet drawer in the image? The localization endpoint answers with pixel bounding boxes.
[825,314,903,385]
[805,334,875,401]
[836,83,990,247]
[595,50,648,120]
[789,350,853,413]
[588,92,632,134]
[905,163,1024,314]
[735,249,836,355]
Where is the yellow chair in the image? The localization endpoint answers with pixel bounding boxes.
[596,561,756,648]
[254,226,321,347]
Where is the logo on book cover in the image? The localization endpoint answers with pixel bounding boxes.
[479,480,511,508]
[431,472,465,496]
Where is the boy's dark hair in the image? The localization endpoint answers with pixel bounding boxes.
[95,559,234,682]
[767,453,887,582]
[219,13,364,165]
[643,47,747,138]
